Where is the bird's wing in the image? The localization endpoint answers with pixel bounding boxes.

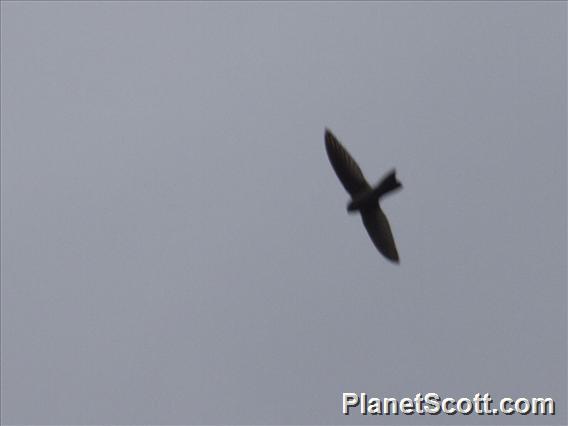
[360,207,400,263]
[325,129,371,196]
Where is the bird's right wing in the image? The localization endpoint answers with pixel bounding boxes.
[325,129,371,196]
[361,207,400,263]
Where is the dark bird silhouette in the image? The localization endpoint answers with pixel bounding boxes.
[324,128,402,263]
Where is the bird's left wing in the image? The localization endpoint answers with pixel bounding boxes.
[325,129,371,196]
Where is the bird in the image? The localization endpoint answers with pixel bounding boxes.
[324,128,402,263]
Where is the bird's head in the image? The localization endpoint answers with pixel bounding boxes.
[347,200,359,213]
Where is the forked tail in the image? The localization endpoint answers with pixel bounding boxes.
[374,169,402,199]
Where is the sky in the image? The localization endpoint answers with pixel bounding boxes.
[1,2,566,425]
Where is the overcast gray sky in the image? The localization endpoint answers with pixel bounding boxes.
[1,2,566,425]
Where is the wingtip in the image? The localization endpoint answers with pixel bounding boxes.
[325,128,340,148]
[383,246,400,264]
[387,252,400,264]
[324,128,334,148]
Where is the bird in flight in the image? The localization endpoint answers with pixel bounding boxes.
[324,128,402,263]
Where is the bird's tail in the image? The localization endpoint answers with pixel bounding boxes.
[374,169,402,199]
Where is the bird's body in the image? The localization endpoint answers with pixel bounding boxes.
[324,129,402,263]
